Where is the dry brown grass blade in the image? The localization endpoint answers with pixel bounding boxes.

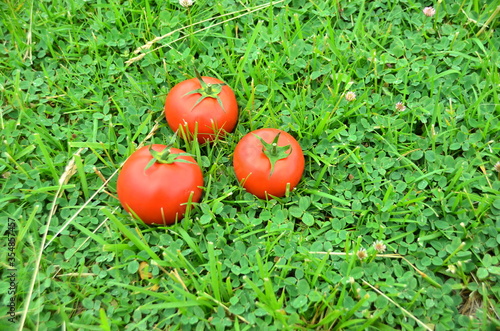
[126,1,284,65]
[309,250,442,287]
[476,5,500,36]
[363,279,434,331]
[19,113,164,330]
[19,148,84,330]
[23,1,34,63]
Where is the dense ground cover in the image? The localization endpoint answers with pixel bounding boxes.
[1,0,499,330]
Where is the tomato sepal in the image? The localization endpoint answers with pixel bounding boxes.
[144,145,196,172]
[183,70,227,112]
[253,132,292,176]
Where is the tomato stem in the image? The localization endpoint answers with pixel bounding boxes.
[253,133,291,176]
[183,69,227,112]
[144,145,195,172]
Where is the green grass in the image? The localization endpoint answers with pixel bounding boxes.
[1,0,500,330]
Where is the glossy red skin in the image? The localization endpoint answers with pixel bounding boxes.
[116,145,204,225]
[164,76,238,143]
[233,128,305,199]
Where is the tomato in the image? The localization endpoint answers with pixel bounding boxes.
[233,128,305,199]
[164,73,238,143]
[116,144,204,225]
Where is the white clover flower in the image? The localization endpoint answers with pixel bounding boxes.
[494,161,500,173]
[179,0,195,7]
[395,102,406,111]
[373,240,387,253]
[345,91,357,101]
[356,247,368,260]
[423,7,436,17]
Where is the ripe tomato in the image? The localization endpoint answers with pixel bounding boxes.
[164,73,238,143]
[233,128,305,199]
[116,144,204,225]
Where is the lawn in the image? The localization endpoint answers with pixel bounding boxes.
[1,0,500,330]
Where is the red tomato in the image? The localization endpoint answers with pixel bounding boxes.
[164,75,238,143]
[116,144,204,225]
[233,128,305,199]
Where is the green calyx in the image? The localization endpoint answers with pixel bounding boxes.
[144,145,195,172]
[254,133,292,176]
[184,69,226,112]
